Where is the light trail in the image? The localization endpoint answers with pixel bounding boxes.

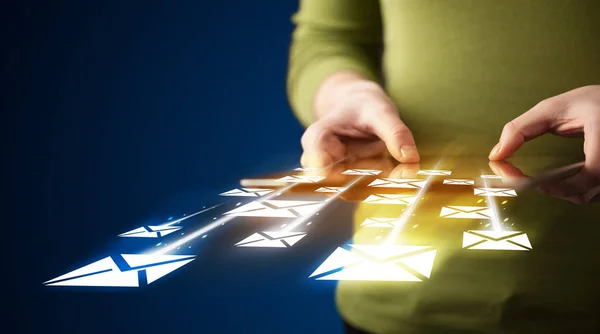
[482,177,503,231]
[161,204,223,227]
[150,182,299,255]
[280,175,366,232]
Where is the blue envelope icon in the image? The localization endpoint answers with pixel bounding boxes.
[44,254,195,287]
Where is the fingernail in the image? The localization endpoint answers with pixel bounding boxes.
[401,145,418,159]
[490,143,502,158]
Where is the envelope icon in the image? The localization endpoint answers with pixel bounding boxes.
[417,170,452,176]
[118,225,182,238]
[315,186,344,193]
[440,206,493,219]
[294,167,320,172]
[224,200,321,218]
[276,175,325,183]
[463,230,532,251]
[481,174,502,179]
[443,179,475,186]
[361,218,402,228]
[341,169,382,176]
[235,231,306,247]
[220,188,273,197]
[44,254,195,287]
[363,194,417,205]
[309,244,437,281]
[474,187,517,197]
[368,178,427,189]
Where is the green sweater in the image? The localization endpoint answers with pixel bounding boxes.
[287,1,600,333]
[287,0,599,156]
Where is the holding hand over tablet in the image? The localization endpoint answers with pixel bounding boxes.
[300,72,420,168]
[489,85,600,198]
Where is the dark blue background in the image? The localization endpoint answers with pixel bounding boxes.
[6,1,344,333]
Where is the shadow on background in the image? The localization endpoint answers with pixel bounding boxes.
[5,1,344,333]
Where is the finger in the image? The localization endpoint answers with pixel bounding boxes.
[360,104,420,163]
[583,184,600,203]
[543,170,599,197]
[489,99,565,160]
[300,121,345,168]
[344,139,388,160]
[388,163,420,179]
[582,111,600,178]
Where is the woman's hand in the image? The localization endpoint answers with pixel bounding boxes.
[489,85,600,199]
[300,71,420,168]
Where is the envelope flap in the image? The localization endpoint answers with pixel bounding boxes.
[44,257,116,284]
[262,231,306,239]
[448,206,487,213]
[350,245,433,262]
[148,225,181,232]
[467,230,525,241]
[122,254,196,269]
[264,200,321,209]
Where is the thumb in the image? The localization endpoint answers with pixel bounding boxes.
[365,105,420,163]
[489,100,561,160]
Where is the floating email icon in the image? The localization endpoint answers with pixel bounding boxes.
[276,175,325,183]
[363,194,418,205]
[220,188,273,197]
[44,254,195,287]
[310,244,436,281]
[361,217,403,228]
[481,175,502,179]
[368,178,427,189]
[417,170,452,176]
[223,200,322,218]
[341,169,382,176]
[118,225,182,238]
[443,179,475,186]
[439,206,493,219]
[463,230,532,251]
[315,186,344,193]
[235,231,306,248]
[474,187,517,197]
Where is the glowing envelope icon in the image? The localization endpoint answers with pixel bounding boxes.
[223,200,322,218]
[310,245,437,281]
[462,230,532,251]
[44,254,195,287]
[235,231,306,248]
[368,178,427,189]
[341,169,382,176]
[118,225,182,238]
[276,175,325,183]
[363,194,417,205]
[219,188,273,197]
[315,186,344,193]
[474,188,517,197]
[439,206,493,219]
[443,179,475,186]
[417,170,452,176]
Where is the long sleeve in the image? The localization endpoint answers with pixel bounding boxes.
[286,0,383,128]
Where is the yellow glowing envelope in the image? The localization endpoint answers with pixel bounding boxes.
[474,187,517,197]
[463,230,532,251]
[443,179,475,186]
[368,178,427,189]
[276,175,325,183]
[363,194,417,205]
[440,206,493,219]
[224,200,321,218]
[315,186,344,193]
[417,170,452,176]
[235,231,306,248]
[341,169,382,176]
[219,188,273,197]
[309,244,437,281]
[360,217,403,228]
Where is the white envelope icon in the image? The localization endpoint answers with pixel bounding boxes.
[294,167,321,172]
[363,194,417,205]
[223,200,321,218]
[474,187,517,197]
[417,170,452,176]
[44,254,195,287]
[310,244,437,281]
[361,218,402,228]
[440,206,493,219]
[276,175,325,183]
[220,188,273,197]
[481,174,502,179]
[315,186,344,193]
[368,178,427,189]
[443,179,475,186]
[118,225,182,238]
[463,230,532,251]
[341,169,382,176]
[235,231,306,247]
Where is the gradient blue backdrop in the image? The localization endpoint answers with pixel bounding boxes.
[7,1,344,333]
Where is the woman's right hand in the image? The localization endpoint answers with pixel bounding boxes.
[300,71,420,168]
